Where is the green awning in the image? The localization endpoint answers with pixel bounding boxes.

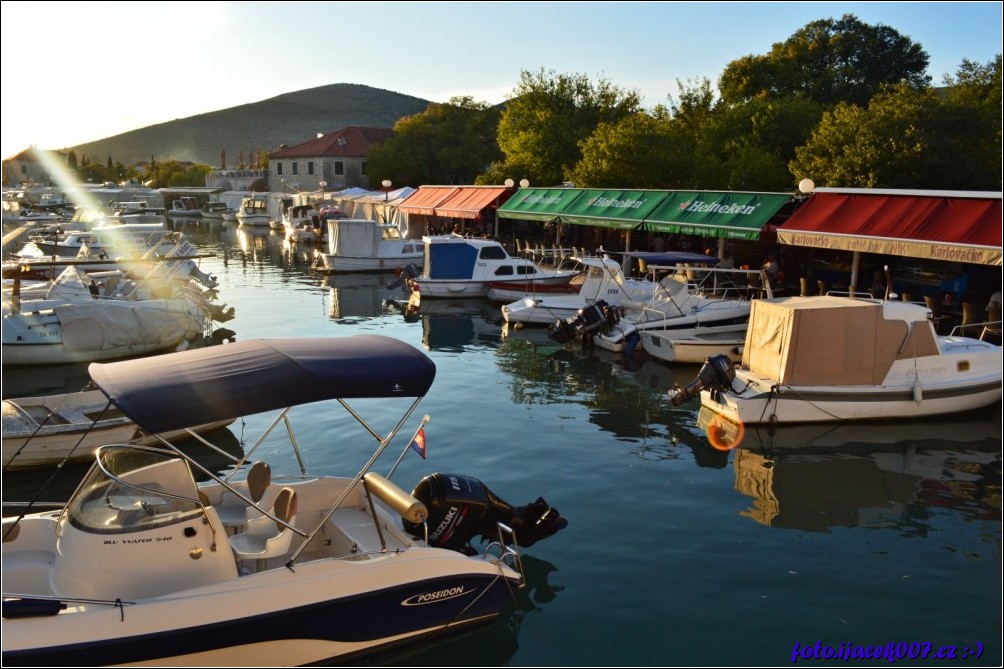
[642,191,792,240]
[497,188,585,223]
[556,189,667,230]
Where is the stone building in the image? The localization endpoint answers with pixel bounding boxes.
[267,126,392,192]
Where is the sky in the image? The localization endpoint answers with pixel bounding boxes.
[2,1,1001,160]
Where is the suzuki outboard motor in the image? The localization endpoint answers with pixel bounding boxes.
[667,354,736,406]
[404,473,568,554]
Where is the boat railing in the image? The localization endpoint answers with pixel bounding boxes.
[482,521,525,579]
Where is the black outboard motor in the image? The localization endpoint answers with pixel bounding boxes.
[667,354,736,406]
[547,300,613,344]
[404,473,568,554]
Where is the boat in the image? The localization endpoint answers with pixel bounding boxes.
[638,326,746,364]
[200,201,235,220]
[166,196,203,218]
[106,201,166,227]
[1,335,568,665]
[281,204,319,242]
[407,235,581,299]
[584,261,768,353]
[312,218,424,273]
[235,194,271,227]
[498,254,661,326]
[3,388,235,470]
[670,294,1004,424]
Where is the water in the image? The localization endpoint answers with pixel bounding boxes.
[4,220,1001,667]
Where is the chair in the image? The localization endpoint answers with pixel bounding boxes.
[923,296,952,335]
[230,486,297,573]
[799,277,812,297]
[901,292,919,303]
[215,461,275,531]
[816,280,828,296]
[959,302,981,336]
[981,302,1002,343]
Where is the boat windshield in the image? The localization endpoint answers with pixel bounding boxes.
[381,226,403,240]
[63,446,203,535]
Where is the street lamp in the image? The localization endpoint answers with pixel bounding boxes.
[318,180,327,193]
[519,178,530,188]
[381,179,392,201]
[504,178,515,188]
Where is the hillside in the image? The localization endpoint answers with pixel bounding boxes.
[71,83,431,166]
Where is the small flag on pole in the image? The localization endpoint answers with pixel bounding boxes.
[409,427,426,459]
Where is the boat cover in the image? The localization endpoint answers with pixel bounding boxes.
[89,336,436,434]
[621,251,719,265]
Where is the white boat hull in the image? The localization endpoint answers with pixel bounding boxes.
[315,253,423,274]
[640,328,745,364]
[700,344,1003,424]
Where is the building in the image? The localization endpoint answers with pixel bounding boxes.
[2,148,68,187]
[267,126,393,193]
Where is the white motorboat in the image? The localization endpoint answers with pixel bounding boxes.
[499,254,664,326]
[312,218,423,273]
[105,201,166,227]
[551,262,765,354]
[639,325,746,364]
[236,194,271,227]
[167,196,203,218]
[407,235,580,299]
[200,201,235,220]
[2,388,235,470]
[1,336,567,665]
[281,204,319,242]
[671,295,1004,424]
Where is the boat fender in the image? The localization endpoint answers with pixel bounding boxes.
[625,331,641,357]
[913,380,923,403]
[2,598,66,619]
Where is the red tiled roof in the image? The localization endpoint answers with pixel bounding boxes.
[268,127,393,159]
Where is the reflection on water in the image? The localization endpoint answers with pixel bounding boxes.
[323,272,411,320]
[407,296,505,352]
[705,408,1003,534]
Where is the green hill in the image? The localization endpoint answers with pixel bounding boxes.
[70,83,431,167]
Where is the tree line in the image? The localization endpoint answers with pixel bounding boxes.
[368,14,1002,192]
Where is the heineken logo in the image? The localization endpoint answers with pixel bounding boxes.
[588,196,645,209]
[678,200,759,215]
[522,195,563,205]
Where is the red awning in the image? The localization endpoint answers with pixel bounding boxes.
[433,187,512,219]
[777,189,1003,266]
[398,187,458,216]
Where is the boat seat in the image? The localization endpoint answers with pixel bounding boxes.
[215,461,275,531]
[230,487,297,573]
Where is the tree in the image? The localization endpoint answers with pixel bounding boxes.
[368,97,501,187]
[483,69,641,186]
[719,14,930,107]
[66,150,78,171]
[790,81,999,189]
[569,109,695,188]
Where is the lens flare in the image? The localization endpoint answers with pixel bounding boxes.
[705,413,745,451]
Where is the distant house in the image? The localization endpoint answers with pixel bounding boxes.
[267,126,392,192]
[2,148,68,187]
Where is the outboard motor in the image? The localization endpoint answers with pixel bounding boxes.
[403,473,568,554]
[667,354,736,406]
[547,300,612,344]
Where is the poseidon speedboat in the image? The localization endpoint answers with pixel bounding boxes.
[1,335,567,666]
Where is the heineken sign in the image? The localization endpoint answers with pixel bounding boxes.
[644,192,790,240]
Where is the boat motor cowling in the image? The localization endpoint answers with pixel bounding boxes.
[404,473,568,553]
[668,354,736,406]
[547,300,617,344]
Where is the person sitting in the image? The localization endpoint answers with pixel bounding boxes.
[761,255,779,285]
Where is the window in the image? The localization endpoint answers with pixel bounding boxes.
[334,161,344,176]
[292,162,298,176]
[360,161,368,176]
[494,266,514,277]
[307,162,314,176]
[276,162,283,176]
[481,246,507,260]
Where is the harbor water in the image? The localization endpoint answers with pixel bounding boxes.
[3,220,1001,667]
